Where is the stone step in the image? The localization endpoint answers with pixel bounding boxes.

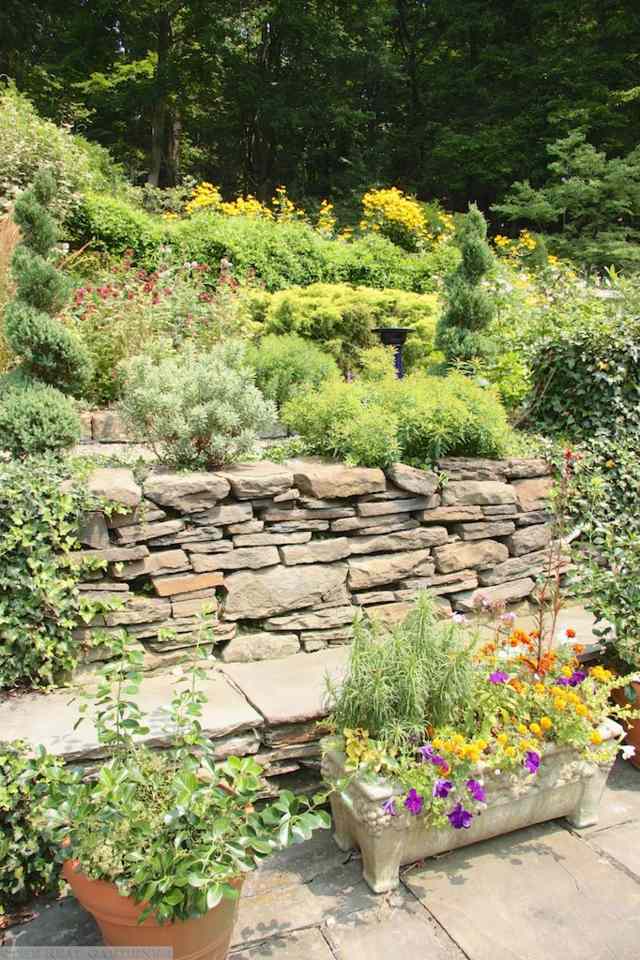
[0,648,349,763]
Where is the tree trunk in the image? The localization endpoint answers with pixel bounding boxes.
[147,10,177,187]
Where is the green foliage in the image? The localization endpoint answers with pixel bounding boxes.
[527,313,640,441]
[328,594,479,740]
[62,260,256,406]
[246,334,339,408]
[436,205,496,362]
[67,192,165,261]
[0,84,121,219]
[566,436,640,670]
[47,640,330,924]
[0,383,81,457]
[70,195,456,294]
[119,341,277,469]
[255,282,439,372]
[2,169,91,444]
[0,456,106,690]
[0,742,71,913]
[283,361,511,468]
[494,132,640,271]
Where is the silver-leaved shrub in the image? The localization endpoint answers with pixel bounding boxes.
[119,340,277,469]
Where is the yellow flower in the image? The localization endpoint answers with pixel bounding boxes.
[590,665,614,683]
[540,717,553,731]
[517,724,528,735]
[561,666,573,678]
[496,733,508,745]
[529,722,542,737]
[505,746,517,758]
[575,703,589,717]
[533,683,546,695]
[590,731,603,745]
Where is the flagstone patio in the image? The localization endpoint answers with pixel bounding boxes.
[4,758,640,959]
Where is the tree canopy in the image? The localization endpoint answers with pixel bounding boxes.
[1,0,639,212]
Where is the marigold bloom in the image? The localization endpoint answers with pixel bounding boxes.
[540,717,553,731]
[529,722,542,737]
[590,731,603,745]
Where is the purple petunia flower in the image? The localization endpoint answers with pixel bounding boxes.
[419,744,448,770]
[432,778,454,799]
[489,670,509,684]
[382,797,398,817]
[448,801,473,829]
[555,676,571,687]
[465,779,486,803]
[569,670,587,687]
[524,750,540,775]
[404,788,424,816]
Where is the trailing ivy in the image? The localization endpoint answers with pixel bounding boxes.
[0,456,112,690]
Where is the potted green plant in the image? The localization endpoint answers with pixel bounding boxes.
[47,630,329,958]
[321,593,638,893]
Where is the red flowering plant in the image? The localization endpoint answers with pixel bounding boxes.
[61,254,258,405]
[325,455,639,834]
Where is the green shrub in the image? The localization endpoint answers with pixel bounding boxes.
[0,457,107,690]
[527,313,640,441]
[436,205,496,362]
[0,383,81,457]
[70,194,459,293]
[246,334,339,408]
[255,282,439,372]
[0,743,71,913]
[119,341,277,469]
[67,192,166,262]
[0,84,121,220]
[3,169,92,409]
[283,360,510,467]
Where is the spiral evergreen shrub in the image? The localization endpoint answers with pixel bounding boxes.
[246,334,340,408]
[436,204,496,362]
[119,341,277,469]
[0,170,92,454]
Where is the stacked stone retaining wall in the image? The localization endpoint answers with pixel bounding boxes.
[74,456,554,670]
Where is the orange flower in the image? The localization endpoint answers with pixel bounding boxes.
[509,678,525,694]
[572,644,585,655]
[565,628,576,638]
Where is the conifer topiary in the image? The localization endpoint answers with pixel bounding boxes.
[435,204,496,362]
[0,169,92,455]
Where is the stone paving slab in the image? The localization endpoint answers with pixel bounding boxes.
[222,647,349,725]
[323,889,465,960]
[0,670,262,759]
[584,820,640,879]
[233,857,379,948]
[405,820,640,960]
[230,927,334,959]
[581,758,640,832]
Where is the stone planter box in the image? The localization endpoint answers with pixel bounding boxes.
[321,718,623,893]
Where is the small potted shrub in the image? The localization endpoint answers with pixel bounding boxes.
[47,634,329,958]
[321,593,638,893]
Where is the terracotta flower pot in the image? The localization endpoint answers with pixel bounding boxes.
[62,860,243,960]
[612,680,640,769]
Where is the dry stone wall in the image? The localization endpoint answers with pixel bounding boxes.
[73,456,554,670]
